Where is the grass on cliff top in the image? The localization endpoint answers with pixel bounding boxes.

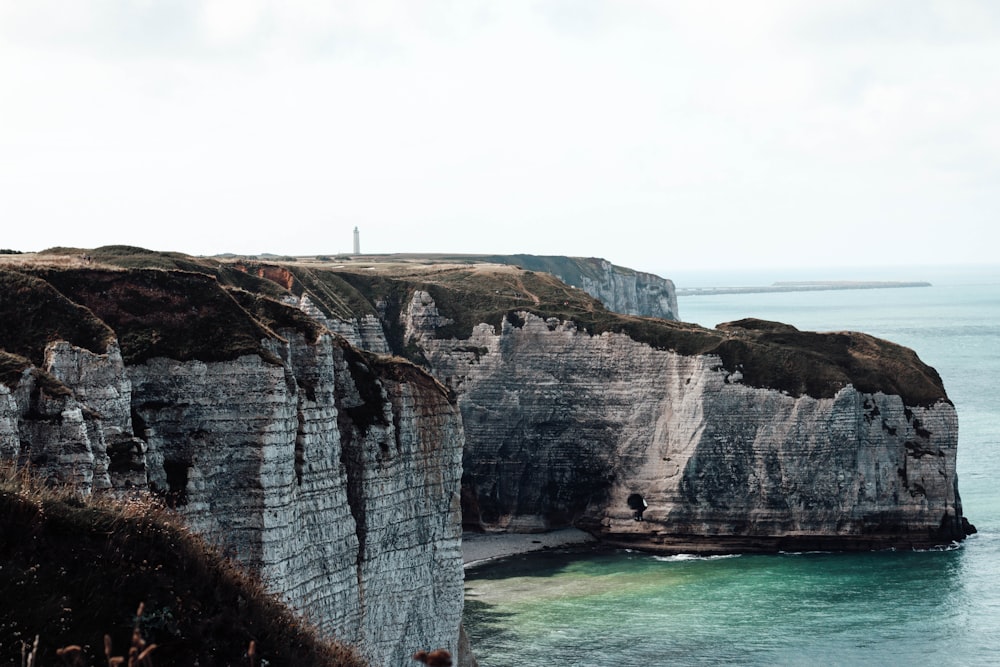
[315,252,641,286]
[332,262,600,342]
[0,465,365,667]
[28,268,280,366]
[284,266,378,320]
[0,270,115,367]
[39,245,292,299]
[329,264,948,407]
[7,248,947,406]
[711,319,948,406]
[0,350,31,388]
[0,350,74,396]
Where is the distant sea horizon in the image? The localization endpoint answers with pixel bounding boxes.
[464,263,1000,667]
[661,262,1000,292]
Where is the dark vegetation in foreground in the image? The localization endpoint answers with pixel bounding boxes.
[0,466,365,667]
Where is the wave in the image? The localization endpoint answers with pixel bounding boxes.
[652,553,741,562]
[911,541,964,553]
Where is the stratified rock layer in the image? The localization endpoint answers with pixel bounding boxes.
[409,304,966,551]
[0,266,464,667]
[479,254,679,321]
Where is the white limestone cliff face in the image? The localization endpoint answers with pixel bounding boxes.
[293,293,392,354]
[14,384,106,494]
[1,332,464,666]
[450,254,680,320]
[408,302,965,550]
[577,259,679,321]
[0,383,18,461]
[43,341,147,489]
[124,333,464,666]
[0,342,137,494]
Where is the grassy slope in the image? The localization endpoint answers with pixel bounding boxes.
[0,270,115,366]
[318,252,635,286]
[2,247,948,408]
[0,468,364,667]
[0,350,31,388]
[28,268,280,366]
[330,263,947,407]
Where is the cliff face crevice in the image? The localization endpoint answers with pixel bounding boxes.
[0,266,465,667]
[408,300,967,550]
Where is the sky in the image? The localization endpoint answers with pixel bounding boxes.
[1,0,998,276]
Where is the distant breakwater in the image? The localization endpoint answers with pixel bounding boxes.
[677,280,931,297]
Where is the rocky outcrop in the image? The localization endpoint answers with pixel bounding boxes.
[2,368,108,494]
[483,255,678,320]
[575,259,678,322]
[387,253,680,320]
[292,292,391,354]
[240,262,393,354]
[128,335,463,665]
[407,300,969,551]
[0,266,465,667]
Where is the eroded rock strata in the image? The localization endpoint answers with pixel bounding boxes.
[402,300,969,551]
[449,254,679,321]
[0,265,463,667]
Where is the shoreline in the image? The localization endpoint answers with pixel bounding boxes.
[462,527,598,569]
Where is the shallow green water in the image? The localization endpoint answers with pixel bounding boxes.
[464,266,1000,667]
[466,545,991,666]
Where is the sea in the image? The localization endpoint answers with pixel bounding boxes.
[463,264,1000,667]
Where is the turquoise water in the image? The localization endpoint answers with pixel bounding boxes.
[464,266,1000,667]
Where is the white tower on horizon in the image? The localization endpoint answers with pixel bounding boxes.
[353,226,360,255]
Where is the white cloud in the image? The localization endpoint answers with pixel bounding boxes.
[0,0,997,272]
[198,0,267,49]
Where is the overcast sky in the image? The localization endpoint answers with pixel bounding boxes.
[1,1,998,275]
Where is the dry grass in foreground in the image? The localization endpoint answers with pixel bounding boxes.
[0,465,365,666]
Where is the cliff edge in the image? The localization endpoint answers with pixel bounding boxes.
[325,252,679,321]
[0,257,464,667]
[332,262,971,551]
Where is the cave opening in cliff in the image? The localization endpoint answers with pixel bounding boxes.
[627,493,647,521]
[163,459,190,508]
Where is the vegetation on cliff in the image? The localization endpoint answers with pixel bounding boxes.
[334,252,636,287]
[328,263,947,407]
[0,269,114,366]
[26,267,280,366]
[0,466,365,667]
[0,247,949,407]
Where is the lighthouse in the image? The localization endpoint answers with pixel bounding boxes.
[353,227,360,255]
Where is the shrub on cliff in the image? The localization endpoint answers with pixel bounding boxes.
[0,466,365,667]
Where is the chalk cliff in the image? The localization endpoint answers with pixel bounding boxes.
[461,254,679,321]
[0,265,464,666]
[235,258,970,550]
[356,253,680,321]
[402,298,969,551]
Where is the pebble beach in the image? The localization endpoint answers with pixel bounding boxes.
[462,528,597,568]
